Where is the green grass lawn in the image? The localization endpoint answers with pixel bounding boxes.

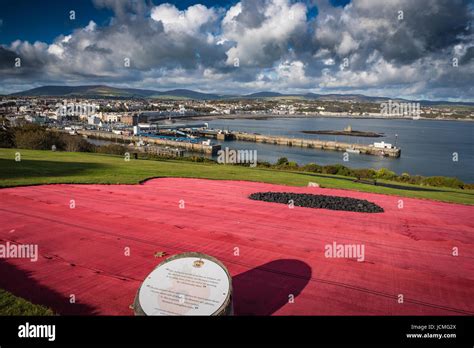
[0,147,473,315]
[1,148,473,205]
[0,289,53,315]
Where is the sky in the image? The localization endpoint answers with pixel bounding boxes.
[0,0,473,101]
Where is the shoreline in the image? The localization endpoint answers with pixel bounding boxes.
[301,130,383,137]
[181,113,474,122]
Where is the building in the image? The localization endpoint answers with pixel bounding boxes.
[373,141,394,149]
[104,114,120,123]
[87,115,101,125]
[121,114,138,125]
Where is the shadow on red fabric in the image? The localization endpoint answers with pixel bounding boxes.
[0,260,97,315]
[232,259,312,315]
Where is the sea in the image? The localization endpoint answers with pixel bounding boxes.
[205,117,474,182]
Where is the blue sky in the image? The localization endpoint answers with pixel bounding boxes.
[0,0,352,44]
[0,0,239,44]
[0,0,472,101]
[1,0,111,44]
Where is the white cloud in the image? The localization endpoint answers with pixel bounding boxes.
[0,0,473,100]
[84,20,97,32]
[222,0,307,67]
[151,4,217,35]
[277,60,309,86]
[337,32,358,56]
[323,58,335,65]
[320,55,422,88]
[47,44,64,58]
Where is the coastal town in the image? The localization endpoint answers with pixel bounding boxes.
[1,93,473,130]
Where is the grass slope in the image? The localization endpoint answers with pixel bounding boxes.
[1,148,473,205]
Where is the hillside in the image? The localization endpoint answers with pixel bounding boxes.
[8,85,474,106]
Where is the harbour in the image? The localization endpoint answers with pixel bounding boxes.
[205,117,474,182]
[78,121,401,159]
[192,129,400,157]
[73,116,473,182]
[76,129,221,155]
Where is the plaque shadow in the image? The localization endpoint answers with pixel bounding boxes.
[232,259,312,316]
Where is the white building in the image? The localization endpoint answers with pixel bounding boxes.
[373,141,394,149]
[104,114,120,123]
[87,115,101,125]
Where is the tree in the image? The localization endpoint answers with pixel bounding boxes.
[0,117,14,148]
[13,124,63,150]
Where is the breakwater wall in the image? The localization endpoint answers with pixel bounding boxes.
[231,131,401,157]
[76,130,221,155]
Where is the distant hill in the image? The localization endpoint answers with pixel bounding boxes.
[243,91,408,103]
[11,85,223,100]
[243,92,474,106]
[244,91,285,98]
[8,85,474,106]
[10,85,156,98]
[148,89,222,100]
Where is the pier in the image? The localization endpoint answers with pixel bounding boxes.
[77,129,400,158]
[76,130,221,155]
[194,130,401,157]
[233,132,401,157]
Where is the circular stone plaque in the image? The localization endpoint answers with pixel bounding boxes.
[133,252,232,316]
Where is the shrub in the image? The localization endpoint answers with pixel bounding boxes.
[375,168,397,180]
[257,161,272,168]
[353,168,376,179]
[321,164,353,176]
[421,176,464,189]
[276,157,289,165]
[61,134,95,152]
[190,156,206,162]
[302,163,322,173]
[397,173,411,182]
[334,164,354,177]
[408,175,424,185]
[321,165,340,175]
[13,124,63,150]
[95,144,128,155]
